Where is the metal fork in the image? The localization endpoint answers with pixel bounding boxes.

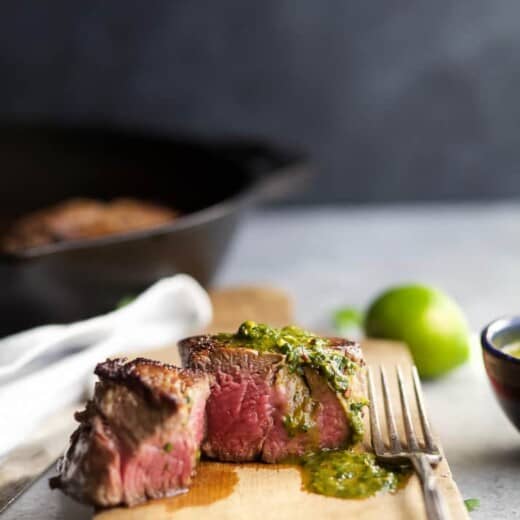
[367,365,450,520]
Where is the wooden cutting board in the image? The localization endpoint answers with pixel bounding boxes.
[96,287,469,520]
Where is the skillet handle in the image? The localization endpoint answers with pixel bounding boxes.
[212,141,313,202]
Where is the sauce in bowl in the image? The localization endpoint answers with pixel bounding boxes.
[503,342,520,359]
[481,317,520,433]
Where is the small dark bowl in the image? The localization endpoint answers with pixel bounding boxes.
[481,317,520,433]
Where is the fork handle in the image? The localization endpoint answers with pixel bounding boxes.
[411,454,450,520]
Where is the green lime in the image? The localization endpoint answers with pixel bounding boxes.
[364,284,470,379]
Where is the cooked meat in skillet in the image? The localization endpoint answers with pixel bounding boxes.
[2,198,178,252]
[50,358,209,507]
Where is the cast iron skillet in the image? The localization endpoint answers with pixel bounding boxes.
[0,124,310,334]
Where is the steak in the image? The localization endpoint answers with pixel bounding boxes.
[2,197,178,252]
[179,322,366,463]
[51,323,365,507]
[50,358,210,507]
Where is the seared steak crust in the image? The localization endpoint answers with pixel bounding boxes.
[50,358,210,507]
[180,335,363,367]
[94,357,204,407]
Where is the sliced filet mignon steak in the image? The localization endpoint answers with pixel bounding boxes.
[50,358,210,507]
[179,321,366,463]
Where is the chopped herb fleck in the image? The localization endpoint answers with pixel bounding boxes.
[464,498,480,512]
[347,398,370,443]
[116,295,135,309]
[283,407,313,437]
[163,442,173,453]
[333,307,364,333]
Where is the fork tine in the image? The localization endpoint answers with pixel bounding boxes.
[380,366,402,454]
[396,366,419,451]
[366,367,385,455]
[412,366,438,452]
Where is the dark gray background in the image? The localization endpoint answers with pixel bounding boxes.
[1,1,520,203]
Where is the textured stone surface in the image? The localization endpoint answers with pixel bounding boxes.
[4,205,520,519]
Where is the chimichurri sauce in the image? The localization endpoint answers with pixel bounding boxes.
[219,321,359,394]
[301,450,406,499]
[219,321,367,443]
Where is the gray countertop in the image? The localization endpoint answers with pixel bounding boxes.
[5,204,520,519]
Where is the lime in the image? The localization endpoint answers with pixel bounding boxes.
[364,284,470,379]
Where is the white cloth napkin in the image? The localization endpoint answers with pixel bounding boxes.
[0,274,212,457]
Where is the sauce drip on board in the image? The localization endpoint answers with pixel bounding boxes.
[301,450,408,499]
